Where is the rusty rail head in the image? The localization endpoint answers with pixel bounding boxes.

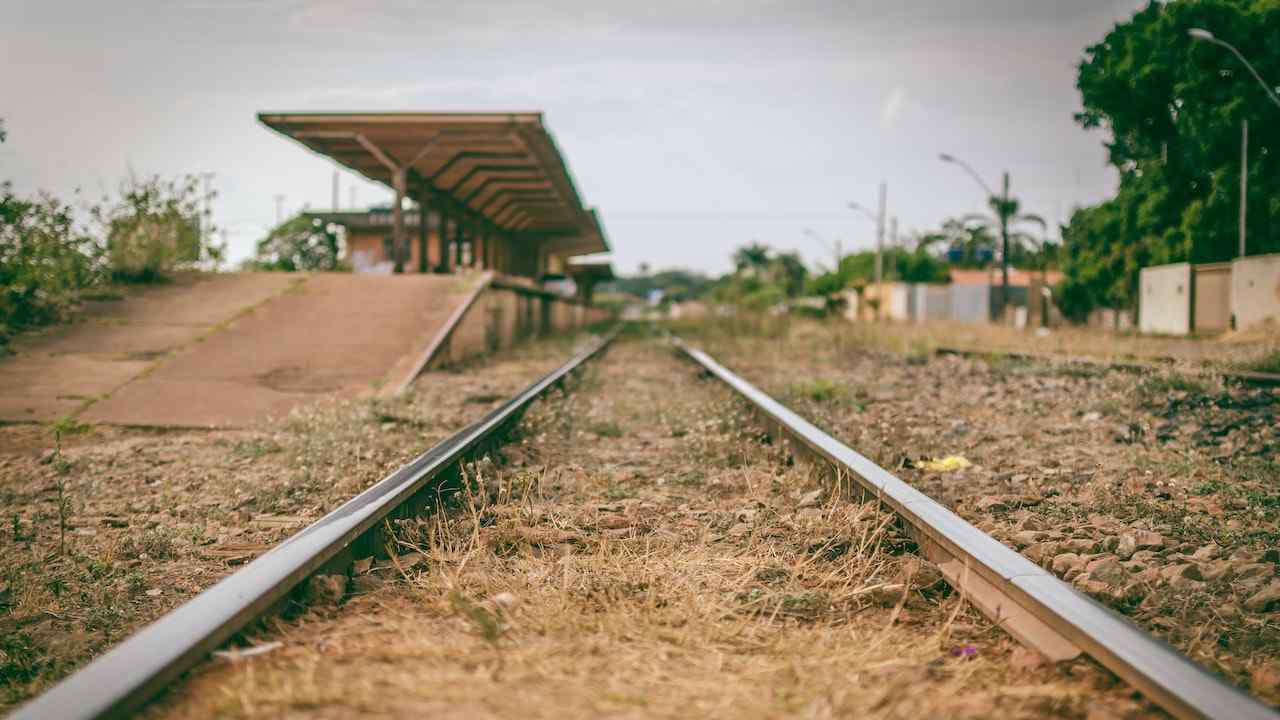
[671,335,1278,720]
[11,330,615,720]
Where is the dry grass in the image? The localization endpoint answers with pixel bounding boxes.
[146,339,1144,719]
[0,333,593,711]
[685,318,1280,707]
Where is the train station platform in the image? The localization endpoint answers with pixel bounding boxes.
[0,272,479,428]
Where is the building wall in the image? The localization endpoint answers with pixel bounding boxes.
[841,290,860,322]
[1192,263,1232,334]
[348,229,441,274]
[913,284,951,323]
[951,284,990,324]
[1232,253,1280,331]
[885,283,913,321]
[1139,263,1192,335]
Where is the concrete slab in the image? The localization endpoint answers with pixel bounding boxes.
[81,273,477,428]
[0,273,298,422]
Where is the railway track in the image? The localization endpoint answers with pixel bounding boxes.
[10,331,1277,719]
[10,332,615,720]
[672,336,1277,720]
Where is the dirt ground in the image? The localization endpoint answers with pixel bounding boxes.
[683,317,1280,707]
[0,332,592,712]
[145,338,1152,720]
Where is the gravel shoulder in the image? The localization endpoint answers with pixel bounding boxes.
[688,318,1280,708]
[146,337,1146,719]
[0,332,592,712]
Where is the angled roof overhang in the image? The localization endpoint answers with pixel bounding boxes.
[258,112,608,255]
[566,255,615,282]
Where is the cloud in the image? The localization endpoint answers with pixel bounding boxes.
[880,86,906,129]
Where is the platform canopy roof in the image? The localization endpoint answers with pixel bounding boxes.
[258,112,608,257]
[566,255,615,282]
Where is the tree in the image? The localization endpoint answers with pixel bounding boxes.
[606,268,714,302]
[770,251,808,297]
[732,242,771,275]
[253,215,345,272]
[1062,0,1279,314]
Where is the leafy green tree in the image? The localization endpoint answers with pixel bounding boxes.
[732,242,771,275]
[605,268,714,302]
[770,251,808,297]
[1062,0,1279,314]
[253,215,346,272]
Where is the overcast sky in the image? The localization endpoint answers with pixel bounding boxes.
[1,0,1147,275]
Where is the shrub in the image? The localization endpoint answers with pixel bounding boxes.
[0,182,102,344]
[92,174,220,283]
[251,214,347,272]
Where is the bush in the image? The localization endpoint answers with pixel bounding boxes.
[251,214,346,272]
[92,174,219,283]
[0,182,102,344]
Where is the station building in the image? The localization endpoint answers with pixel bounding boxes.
[260,112,611,293]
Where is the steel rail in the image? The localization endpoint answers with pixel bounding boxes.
[12,331,615,720]
[672,336,1277,720]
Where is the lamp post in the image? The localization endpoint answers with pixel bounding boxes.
[940,153,1011,321]
[849,181,887,319]
[1188,28,1280,259]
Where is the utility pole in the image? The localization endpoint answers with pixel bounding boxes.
[273,194,285,225]
[999,171,1011,321]
[875,181,886,320]
[889,216,899,280]
[1240,119,1248,258]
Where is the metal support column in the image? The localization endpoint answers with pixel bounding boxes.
[417,192,429,274]
[455,210,465,271]
[436,203,450,273]
[391,168,407,274]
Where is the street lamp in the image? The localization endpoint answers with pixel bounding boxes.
[940,153,1012,320]
[1188,29,1280,109]
[1188,28,1280,258]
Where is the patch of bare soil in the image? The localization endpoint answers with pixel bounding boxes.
[690,319,1280,708]
[146,338,1147,720]
[0,333,592,711]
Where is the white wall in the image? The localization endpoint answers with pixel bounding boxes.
[1232,254,1280,331]
[1139,263,1191,335]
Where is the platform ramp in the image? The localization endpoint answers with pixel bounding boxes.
[75,273,479,428]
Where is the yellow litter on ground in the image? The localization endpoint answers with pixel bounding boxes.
[919,455,972,472]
